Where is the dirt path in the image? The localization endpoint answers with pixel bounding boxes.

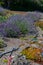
[5,10,27,15]
[4,38,30,52]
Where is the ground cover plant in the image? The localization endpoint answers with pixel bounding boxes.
[35,21,43,30]
[0,15,8,23]
[0,38,7,48]
[0,7,15,23]
[21,46,43,64]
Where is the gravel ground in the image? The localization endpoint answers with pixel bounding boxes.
[0,37,43,65]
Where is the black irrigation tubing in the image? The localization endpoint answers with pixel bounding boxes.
[0,47,19,58]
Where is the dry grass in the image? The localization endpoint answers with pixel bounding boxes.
[5,10,27,15]
[35,21,43,30]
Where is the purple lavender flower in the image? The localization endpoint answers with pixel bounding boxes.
[0,12,40,37]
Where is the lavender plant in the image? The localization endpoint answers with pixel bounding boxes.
[0,12,40,37]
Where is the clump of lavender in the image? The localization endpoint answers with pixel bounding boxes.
[0,12,40,37]
[25,12,40,21]
[4,19,28,37]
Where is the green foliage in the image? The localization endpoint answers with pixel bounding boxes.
[16,21,28,34]
[0,0,43,11]
[0,38,4,48]
[6,29,18,37]
[5,21,28,37]
[0,38,7,48]
[0,2,4,6]
[0,11,10,23]
[3,59,8,63]
[0,16,7,23]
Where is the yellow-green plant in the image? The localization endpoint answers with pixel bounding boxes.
[0,38,4,48]
[21,47,41,61]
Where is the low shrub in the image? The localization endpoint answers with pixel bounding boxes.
[15,21,28,34]
[0,13,40,37]
[0,38,7,48]
[4,20,28,37]
[5,28,20,37]
[0,16,7,23]
[0,38,4,48]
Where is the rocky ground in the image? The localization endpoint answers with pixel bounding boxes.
[0,36,43,65]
